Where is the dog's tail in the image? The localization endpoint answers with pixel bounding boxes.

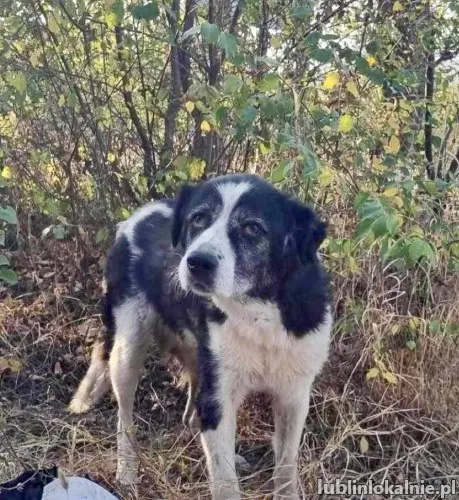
[69,290,113,414]
[68,341,110,414]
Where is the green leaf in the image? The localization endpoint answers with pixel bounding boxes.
[96,228,109,244]
[182,25,201,41]
[240,105,257,125]
[0,255,9,266]
[7,72,27,94]
[111,0,124,24]
[409,238,435,262]
[311,48,333,63]
[218,32,237,58]
[355,56,371,74]
[201,22,220,44]
[271,160,294,182]
[224,75,243,94]
[258,74,280,92]
[291,4,313,19]
[0,206,18,225]
[370,216,388,237]
[406,340,416,351]
[0,230,5,246]
[0,268,18,285]
[131,1,159,21]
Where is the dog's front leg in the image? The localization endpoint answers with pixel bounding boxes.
[200,406,240,500]
[199,387,241,500]
[272,380,313,500]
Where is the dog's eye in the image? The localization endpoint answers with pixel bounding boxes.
[242,221,264,237]
[190,213,207,228]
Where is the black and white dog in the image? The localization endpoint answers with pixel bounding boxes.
[69,174,332,499]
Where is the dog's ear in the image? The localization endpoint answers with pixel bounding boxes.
[171,184,197,248]
[285,199,326,265]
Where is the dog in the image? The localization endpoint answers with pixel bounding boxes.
[69,174,332,499]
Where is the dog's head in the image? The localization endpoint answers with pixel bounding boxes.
[172,174,326,300]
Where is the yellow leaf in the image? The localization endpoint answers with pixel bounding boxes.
[372,158,385,172]
[391,324,401,335]
[345,81,359,98]
[386,135,400,154]
[338,114,354,133]
[317,167,335,187]
[0,112,17,138]
[107,152,116,163]
[392,196,404,209]
[271,37,281,49]
[393,1,404,12]
[0,357,23,376]
[400,99,412,112]
[201,120,211,134]
[189,159,206,180]
[410,225,424,237]
[382,371,397,384]
[30,50,40,68]
[366,56,377,67]
[387,115,398,130]
[383,187,398,198]
[322,72,340,90]
[1,166,12,179]
[359,436,369,454]
[48,15,60,35]
[185,101,195,113]
[366,367,380,380]
[58,94,66,106]
[348,256,359,274]
[408,316,421,332]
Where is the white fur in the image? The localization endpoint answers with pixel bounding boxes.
[179,182,252,297]
[116,202,173,255]
[110,296,154,484]
[201,298,332,499]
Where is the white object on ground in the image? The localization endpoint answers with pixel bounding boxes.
[42,477,117,500]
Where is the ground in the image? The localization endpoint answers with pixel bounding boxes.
[1,237,459,499]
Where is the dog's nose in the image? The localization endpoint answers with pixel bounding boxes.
[187,252,218,275]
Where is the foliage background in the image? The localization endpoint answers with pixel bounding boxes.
[1,0,459,497]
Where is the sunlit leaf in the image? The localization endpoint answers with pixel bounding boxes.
[366,367,380,380]
[382,371,397,384]
[393,1,404,11]
[322,72,340,90]
[1,166,12,180]
[383,187,398,198]
[48,15,60,34]
[185,101,195,113]
[201,120,211,134]
[359,436,369,454]
[338,114,354,133]
[366,56,377,67]
[386,135,400,154]
[345,81,359,98]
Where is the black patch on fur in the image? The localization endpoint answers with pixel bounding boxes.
[102,233,133,358]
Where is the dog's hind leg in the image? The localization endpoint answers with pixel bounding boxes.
[69,342,110,414]
[109,298,153,486]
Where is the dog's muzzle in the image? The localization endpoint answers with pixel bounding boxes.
[186,251,218,293]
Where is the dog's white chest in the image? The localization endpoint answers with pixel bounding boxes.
[210,299,331,394]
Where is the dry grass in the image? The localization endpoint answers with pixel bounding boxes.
[2,221,459,499]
